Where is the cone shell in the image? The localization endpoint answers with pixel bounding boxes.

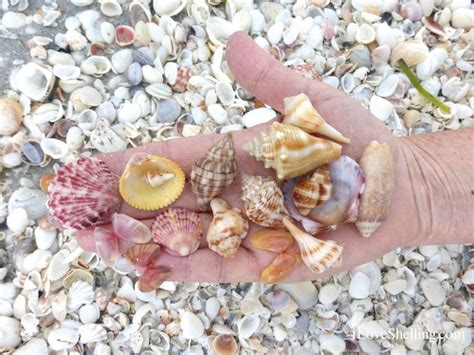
[244,122,341,180]
[241,174,289,229]
[47,157,121,230]
[356,141,395,238]
[119,153,185,210]
[260,252,301,284]
[151,208,204,256]
[283,93,350,144]
[206,198,249,258]
[249,229,294,253]
[293,166,332,216]
[124,243,161,268]
[190,134,237,211]
[283,218,343,274]
[0,97,23,136]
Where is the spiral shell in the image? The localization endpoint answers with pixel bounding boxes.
[283,93,350,144]
[119,153,185,210]
[0,97,23,136]
[293,166,332,216]
[190,133,237,211]
[241,173,289,229]
[356,141,395,238]
[244,122,341,180]
[206,198,249,258]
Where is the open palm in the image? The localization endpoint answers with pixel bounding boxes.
[77,32,414,283]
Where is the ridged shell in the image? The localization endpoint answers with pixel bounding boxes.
[112,213,152,244]
[0,97,23,135]
[283,94,350,144]
[244,122,341,180]
[94,227,119,268]
[283,218,343,274]
[260,252,301,284]
[190,134,237,211]
[151,208,204,256]
[138,265,172,293]
[206,198,249,258]
[124,243,160,267]
[249,229,294,253]
[119,153,185,210]
[241,174,289,229]
[293,166,332,216]
[356,141,395,238]
[15,62,56,102]
[47,157,121,230]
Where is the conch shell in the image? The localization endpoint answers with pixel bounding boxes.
[283,93,350,144]
[241,173,289,229]
[356,141,395,238]
[206,198,249,258]
[293,166,332,216]
[190,133,237,211]
[244,122,341,180]
[119,153,185,210]
[283,218,343,274]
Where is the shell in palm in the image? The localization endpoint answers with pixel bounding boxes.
[241,173,289,229]
[243,122,341,180]
[190,133,237,211]
[283,93,350,144]
[293,166,332,216]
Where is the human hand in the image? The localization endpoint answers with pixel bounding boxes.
[76,32,421,283]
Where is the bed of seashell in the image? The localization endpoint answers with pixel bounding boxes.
[0,0,472,354]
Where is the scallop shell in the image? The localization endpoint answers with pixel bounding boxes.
[119,153,185,211]
[151,208,204,256]
[283,94,350,144]
[244,122,342,180]
[47,157,121,230]
[356,141,394,238]
[78,324,107,344]
[15,62,56,102]
[293,166,332,216]
[124,243,160,268]
[241,173,289,229]
[67,280,94,311]
[260,252,301,284]
[0,97,23,135]
[206,198,249,258]
[190,133,237,211]
[283,218,343,274]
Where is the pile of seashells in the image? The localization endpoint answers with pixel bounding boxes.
[0,0,472,354]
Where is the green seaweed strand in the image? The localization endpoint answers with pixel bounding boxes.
[397,59,451,114]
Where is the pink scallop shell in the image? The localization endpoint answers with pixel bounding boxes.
[151,208,204,257]
[47,157,121,230]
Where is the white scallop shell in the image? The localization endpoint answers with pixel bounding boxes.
[80,56,112,77]
[67,280,94,311]
[32,102,64,124]
[15,63,55,102]
[47,328,79,351]
[79,303,100,324]
[78,324,107,344]
[145,83,172,98]
[53,64,81,80]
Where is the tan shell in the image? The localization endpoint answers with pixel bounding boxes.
[241,173,289,229]
[190,133,237,211]
[206,198,249,258]
[244,122,341,180]
[390,40,429,66]
[356,141,395,238]
[293,166,332,216]
[0,97,23,135]
[283,93,350,144]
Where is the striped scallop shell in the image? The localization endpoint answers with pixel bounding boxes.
[293,166,332,216]
[151,208,204,256]
[241,173,289,229]
[124,243,161,268]
[47,157,121,230]
[190,133,237,211]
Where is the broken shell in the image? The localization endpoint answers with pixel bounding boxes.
[206,16,237,47]
[15,62,56,102]
[119,153,185,210]
[124,243,160,267]
[261,252,301,284]
[293,166,332,216]
[190,134,237,211]
[47,157,121,229]
[206,198,249,258]
[0,97,23,135]
[32,102,64,124]
[80,56,112,77]
[211,334,239,355]
[90,120,127,153]
[244,122,342,180]
[115,25,136,46]
[390,41,429,66]
[283,218,343,274]
[40,138,69,159]
[112,213,152,244]
[138,265,172,292]
[151,208,203,256]
[241,174,289,229]
[369,95,394,122]
[375,74,399,97]
[283,94,350,144]
[356,141,395,238]
[94,227,119,267]
[249,229,294,253]
[100,0,123,17]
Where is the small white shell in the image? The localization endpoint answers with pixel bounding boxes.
[237,314,261,339]
[32,102,64,124]
[40,138,69,159]
[34,227,57,250]
[96,101,116,122]
[47,328,79,351]
[100,0,123,17]
[100,21,115,43]
[375,74,399,97]
[118,102,141,123]
[78,109,98,131]
[216,81,234,106]
[241,107,276,128]
[0,316,20,348]
[11,338,48,355]
[90,120,127,153]
[80,56,112,77]
[369,95,394,121]
[145,83,172,98]
[355,24,376,44]
[64,29,88,51]
[142,65,163,84]
[181,311,204,339]
[66,127,84,151]
[6,208,29,234]
[111,49,134,74]
[78,324,107,344]
[206,16,237,47]
[15,63,56,102]
[341,73,356,93]
[79,303,100,324]
[70,86,103,110]
[53,64,81,80]
[22,250,52,273]
[207,103,228,124]
[2,12,27,29]
[153,0,186,16]
[67,280,94,311]
[47,249,70,281]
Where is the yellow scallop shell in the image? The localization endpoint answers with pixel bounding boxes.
[119,154,185,210]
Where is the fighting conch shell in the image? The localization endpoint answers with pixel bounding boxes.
[206,198,249,258]
[356,141,395,238]
[190,133,237,211]
[283,93,350,144]
[244,122,341,180]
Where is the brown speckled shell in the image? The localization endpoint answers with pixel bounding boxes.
[293,166,332,216]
